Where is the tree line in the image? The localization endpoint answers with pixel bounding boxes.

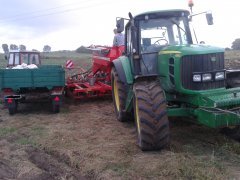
[231,39,240,50]
[1,44,52,55]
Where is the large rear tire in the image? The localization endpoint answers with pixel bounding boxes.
[133,80,169,151]
[111,67,128,122]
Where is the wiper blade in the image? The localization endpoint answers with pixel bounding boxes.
[171,19,186,34]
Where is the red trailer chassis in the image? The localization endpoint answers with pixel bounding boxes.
[65,46,124,100]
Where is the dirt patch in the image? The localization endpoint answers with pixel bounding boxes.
[0,159,17,179]
[0,139,85,180]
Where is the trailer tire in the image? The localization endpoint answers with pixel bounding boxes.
[8,102,17,115]
[111,67,129,122]
[8,107,15,115]
[133,80,169,151]
[52,105,60,113]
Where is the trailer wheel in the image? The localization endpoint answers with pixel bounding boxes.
[133,80,169,151]
[111,67,128,122]
[8,101,17,115]
[8,107,15,115]
[52,105,60,113]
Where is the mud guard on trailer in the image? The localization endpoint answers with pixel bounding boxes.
[112,56,133,85]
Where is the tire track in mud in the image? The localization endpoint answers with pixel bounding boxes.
[0,127,86,180]
[26,147,86,180]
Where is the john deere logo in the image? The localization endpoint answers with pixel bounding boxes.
[211,56,217,62]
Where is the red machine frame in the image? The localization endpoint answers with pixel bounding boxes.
[65,46,124,99]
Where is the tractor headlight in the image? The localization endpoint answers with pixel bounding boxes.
[215,72,225,80]
[202,73,212,82]
[193,74,201,82]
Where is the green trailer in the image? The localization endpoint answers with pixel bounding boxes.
[0,51,65,114]
[111,9,240,150]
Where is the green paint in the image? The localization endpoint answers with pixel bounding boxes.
[117,56,134,84]
[0,65,65,91]
[125,87,133,113]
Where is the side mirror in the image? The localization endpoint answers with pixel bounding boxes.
[116,18,124,33]
[206,13,213,25]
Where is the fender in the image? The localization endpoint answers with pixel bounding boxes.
[113,56,133,85]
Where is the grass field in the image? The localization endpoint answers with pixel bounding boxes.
[0,51,92,68]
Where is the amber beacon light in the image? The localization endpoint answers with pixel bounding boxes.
[188,0,194,8]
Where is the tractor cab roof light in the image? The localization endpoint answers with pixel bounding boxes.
[188,0,194,8]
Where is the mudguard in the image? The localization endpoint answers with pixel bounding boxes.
[113,56,133,85]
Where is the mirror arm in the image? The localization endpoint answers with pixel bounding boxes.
[189,11,210,17]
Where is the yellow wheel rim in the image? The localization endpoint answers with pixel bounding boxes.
[113,78,120,112]
[135,97,141,135]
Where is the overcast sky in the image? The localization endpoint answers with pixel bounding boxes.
[0,0,239,52]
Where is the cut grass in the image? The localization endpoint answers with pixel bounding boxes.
[0,127,16,137]
[31,126,46,137]
[15,137,38,147]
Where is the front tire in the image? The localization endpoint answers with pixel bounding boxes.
[111,67,128,122]
[133,80,169,151]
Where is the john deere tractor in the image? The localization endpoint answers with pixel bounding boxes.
[111,9,240,150]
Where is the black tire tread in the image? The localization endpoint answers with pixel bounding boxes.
[134,80,169,151]
[111,67,129,121]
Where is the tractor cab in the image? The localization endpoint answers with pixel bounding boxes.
[7,50,41,67]
[116,10,213,76]
[138,11,192,74]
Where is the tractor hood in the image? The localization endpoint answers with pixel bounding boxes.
[159,44,224,56]
[158,44,225,95]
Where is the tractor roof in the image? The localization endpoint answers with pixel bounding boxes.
[134,9,190,20]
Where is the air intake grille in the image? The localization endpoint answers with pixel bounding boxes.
[181,53,225,90]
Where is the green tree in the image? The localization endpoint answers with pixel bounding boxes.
[2,44,9,54]
[76,46,91,53]
[19,44,26,51]
[231,38,240,50]
[10,44,18,50]
[43,45,51,52]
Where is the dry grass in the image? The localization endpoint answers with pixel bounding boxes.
[225,50,240,69]
[1,101,240,179]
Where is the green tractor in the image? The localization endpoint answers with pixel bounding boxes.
[111,9,240,151]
